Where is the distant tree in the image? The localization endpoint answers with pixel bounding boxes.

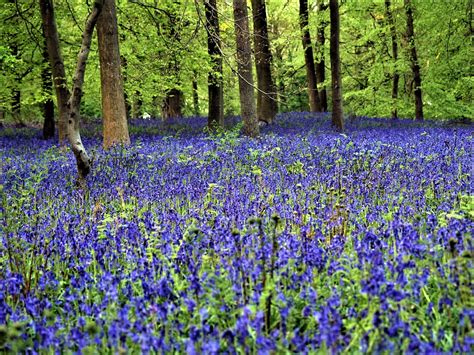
[385,0,399,119]
[329,0,343,131]
[251,0,277,124]
[192,75,200,116]
[233,0,259,137]
[404,0,423,120]
[299,0,322,112]
[97,0,131,148]
[315,0,328,111]
[40,0,103,183]
[41,38,54,139]
[204,0,224,128]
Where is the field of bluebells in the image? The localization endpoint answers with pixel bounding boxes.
[1,113,473,353]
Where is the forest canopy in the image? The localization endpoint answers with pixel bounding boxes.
[0,0,472,126]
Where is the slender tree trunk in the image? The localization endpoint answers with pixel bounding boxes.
[329,0,343,131]
[315,0,328,111]
[233,0,259,137]
[42,40,55,139]
[97,0,130,148]
[192,77,200,116]
[39,0,68,144]
[41,0,103,182]
[385,0,399,119]
[205,0,224,128]
[404,0,423,120]
[251,0,277,123]
[299,0,322,112]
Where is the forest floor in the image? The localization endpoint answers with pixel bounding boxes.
[1,113,473,353]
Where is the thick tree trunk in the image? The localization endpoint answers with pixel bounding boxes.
[205,0,224,128]
[42,41,55,139]
[40,0,103,182]
[404,0,423,120]
[299,0,322,112]
[315,0,328,111]
[251,0,277,124]
[97,0,130,148]
[329,0,344,131]
[385,0,399,119]
[233,0,259,137]
[161,88,182,120]
[192,78,200,116]
[39,0,68,144]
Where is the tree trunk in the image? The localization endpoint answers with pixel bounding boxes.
[233,0,259,137]
[192,77,200,116]
[385,0,399,119]
[404,0,423,120]
[42,40,55,139]
[38,0,68,144]
[40,0,103,182]
[329,0,344,131]
[97,0,130,148]
[205,0,224,128]
[251,0,277,124]
[161,88,182,120]
[315,0,328,111]
[299,0,322,112]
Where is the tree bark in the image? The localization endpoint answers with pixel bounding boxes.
[38,0,68,144]
[315,0,328,111]
[385,0,399,119]
[205,0,224,128]
[97,0,131,148]
[233,0,259,137]
[161,88,183,120]
[192,77,200,116]
[404,0,423,120]
[42,40,55,139]
[40,0,103,182]
[329,0,344,131]
[251,0,277,123]
[299,0,322,112]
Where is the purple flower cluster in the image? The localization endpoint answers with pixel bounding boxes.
[0,113,472,353]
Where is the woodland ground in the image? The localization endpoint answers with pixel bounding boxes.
[0,113,473,353]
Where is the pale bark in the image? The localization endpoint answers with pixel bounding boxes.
[40,0,103,182]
